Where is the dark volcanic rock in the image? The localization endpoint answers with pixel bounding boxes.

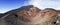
[0,13,5,18]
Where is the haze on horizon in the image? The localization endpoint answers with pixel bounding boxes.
[0,0,60,13]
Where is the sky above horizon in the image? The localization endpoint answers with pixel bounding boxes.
[0,0,29,13]
[0,0,60,13]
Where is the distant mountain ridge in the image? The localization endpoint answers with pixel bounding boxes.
[0,5,60,25]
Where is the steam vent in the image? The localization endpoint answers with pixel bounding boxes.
[0,5,60,25]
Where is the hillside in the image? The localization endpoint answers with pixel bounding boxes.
[0,5,60,25]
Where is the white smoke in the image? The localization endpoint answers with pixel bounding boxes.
[28,0,44,9]
[26,0,60,10]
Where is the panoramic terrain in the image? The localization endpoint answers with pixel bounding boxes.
[0,5,60,25]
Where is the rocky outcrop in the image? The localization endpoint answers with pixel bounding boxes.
[0,5,60,25]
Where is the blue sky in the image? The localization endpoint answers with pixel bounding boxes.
[0,0,60,13]
[0,0,29,13]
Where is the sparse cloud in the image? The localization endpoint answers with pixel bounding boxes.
[0,0,60,13]
[26,0,60,10]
